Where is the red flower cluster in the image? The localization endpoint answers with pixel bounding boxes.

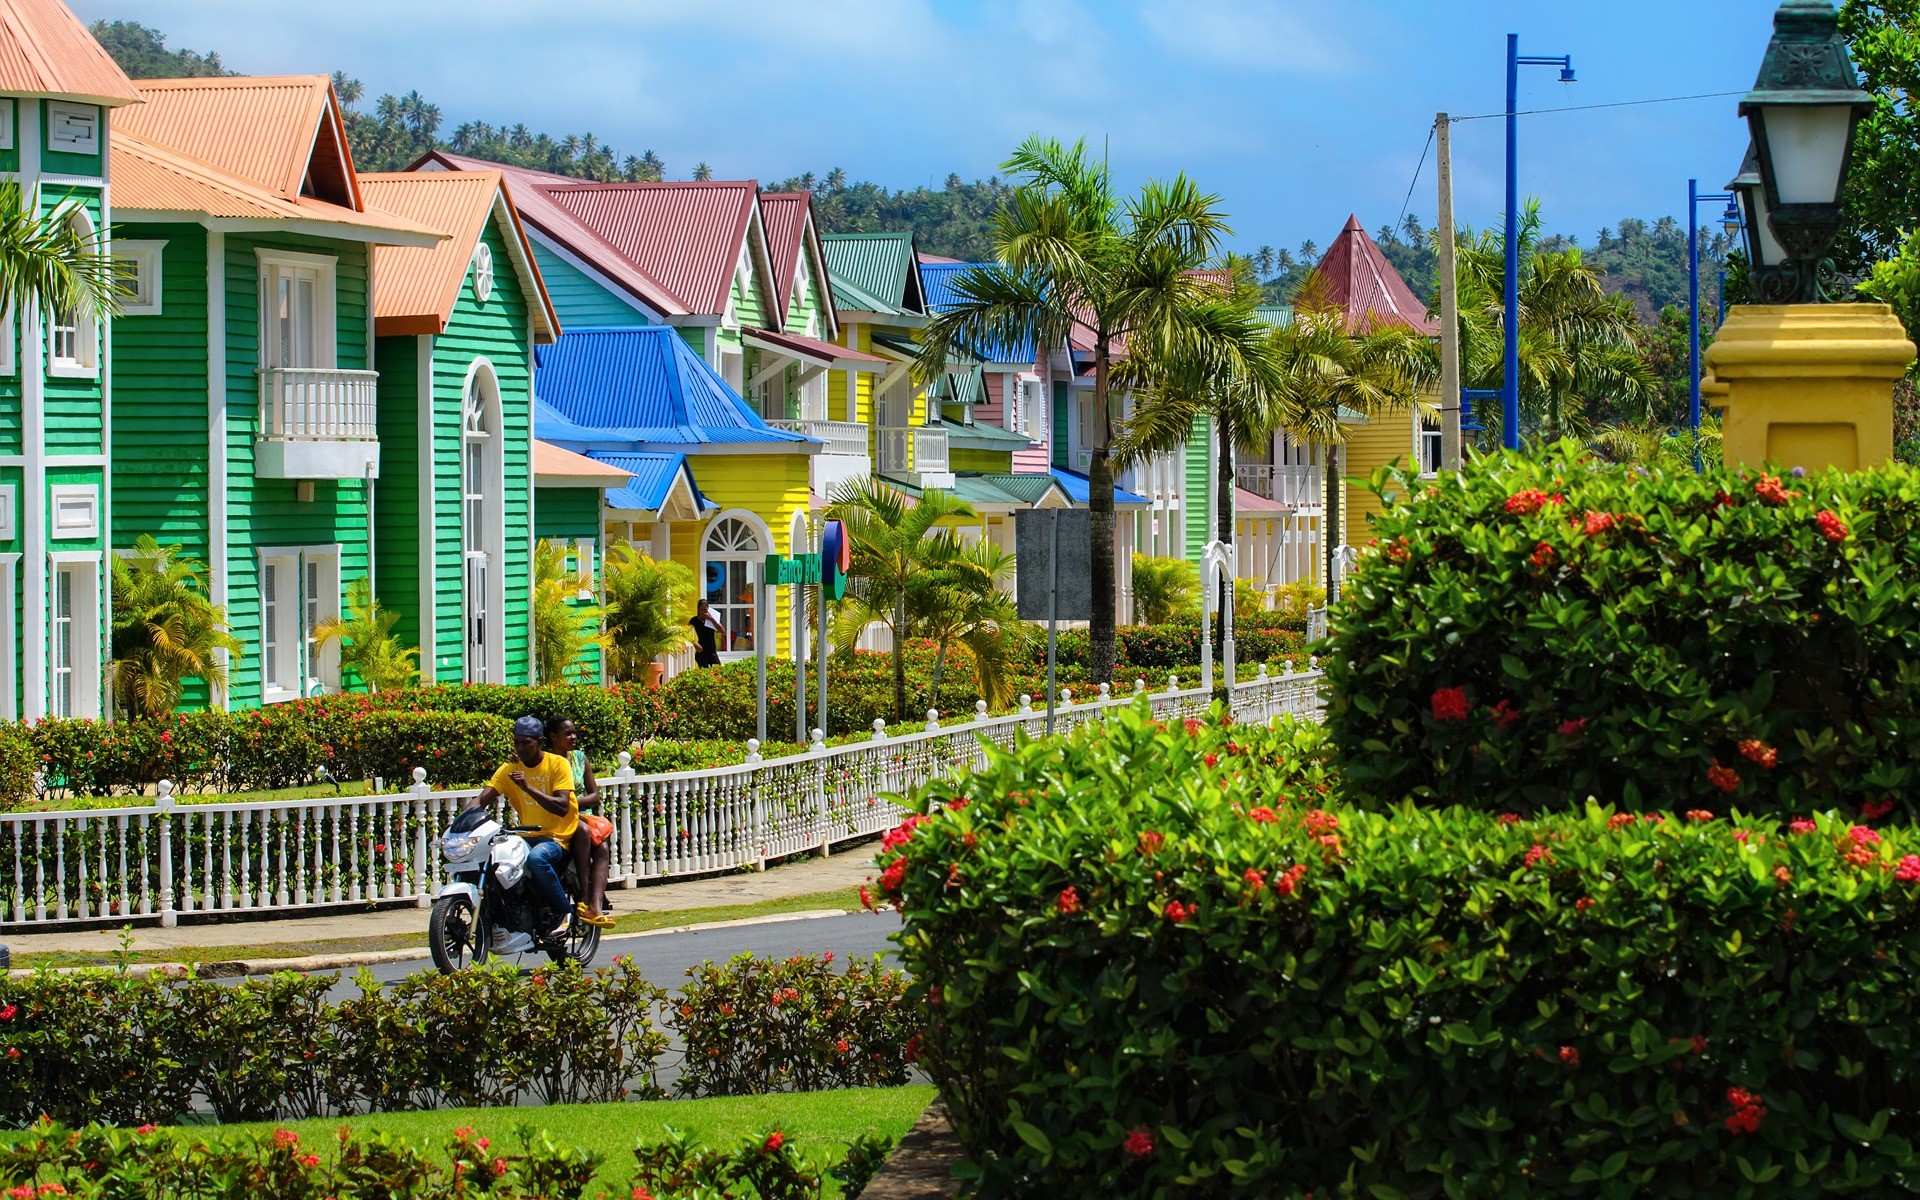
[1139,831,1165,856]
[1706,764,1741,793]
[881,814,929,851]
[1897,855,1920,883]
[1247,806,1278,824]
[1496,813,1521,826]
[1573,897,1595,912]
[1686,810,1715,823]
[1559,1045,1580,1067]
[1851,825,1882,847]
[1524,844,1551,868]
[1123,1129,1155,1159]
[1557,717,1588,738]
[1752,475,1797,505]
[1724,1087,1766,1135]
[1607,813,1637,830]
[1430,687,1471,723]
[1242,868,1266,895]
[1788,819,1818,834]
[1271,864,1309,897]
[1164,900,1194,925]
[1505,488,1551,515]
[764,1131,786,1153]
[1861,798,1896,821]
[1386,537,1411,564]
[1578,511,1617,537]
[1203,754,1218,768]
[877,860,906,897]
[1528,541,1556,568]
[1302,810,1340,836]
[1814,509,1849,543]
[1737,739,1778,769]
[1056,887,1080,915]
[1491,699,1523,731]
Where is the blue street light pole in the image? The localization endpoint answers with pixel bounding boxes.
[1503,35,1575,452]
[1687,179,1741,443]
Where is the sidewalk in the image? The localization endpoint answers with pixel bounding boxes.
[0,848,878,959]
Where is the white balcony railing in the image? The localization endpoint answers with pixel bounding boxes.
[1236,464,1323,508]
[877,426,949,477]
[766,418,869,457]
[256,367,381,480]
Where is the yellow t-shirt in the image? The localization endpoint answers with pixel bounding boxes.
[487,753,578,847]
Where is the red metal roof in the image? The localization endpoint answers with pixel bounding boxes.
[759,192,807,319]
[413,150,689,319]
[1313,215,1437,336]
[744,327,886,367]
[537,180,760,317]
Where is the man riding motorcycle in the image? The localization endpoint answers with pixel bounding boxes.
[467,715,578,935]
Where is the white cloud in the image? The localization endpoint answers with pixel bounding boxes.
[1136,0,1346,72]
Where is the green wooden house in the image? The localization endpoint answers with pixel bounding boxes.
[0,0,142,721]
[108,75,441,709]
[358,169,561,686]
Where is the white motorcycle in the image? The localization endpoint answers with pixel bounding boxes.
[427,806,600,972]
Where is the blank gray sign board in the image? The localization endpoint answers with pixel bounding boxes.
[1015,508,1093,621]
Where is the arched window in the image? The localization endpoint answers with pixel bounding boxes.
[462,362,505,682]
[702,515,764,654]
[49,208,98,375]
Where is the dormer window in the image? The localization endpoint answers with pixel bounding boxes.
[46,103,99,157]
[471,242,494,302]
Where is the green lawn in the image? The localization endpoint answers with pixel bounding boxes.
[207,1086,935,1193]
[10,886,870,969]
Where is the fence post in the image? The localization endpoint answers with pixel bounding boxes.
[743,741,766,871]
[926,708,940,734]
[871,718,887,742]
[1018,694,1032,715]
[1098,682,1112,722]
[745,739,762,765]
[411,768,432,907]
[155,781,177,928]
[617,751,635,781]
[811,728,829,858]
[974,700,988,724]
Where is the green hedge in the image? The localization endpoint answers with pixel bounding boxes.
[885,704,1920,1198]
[1326,450,1920,816]
[0,952,908,1127]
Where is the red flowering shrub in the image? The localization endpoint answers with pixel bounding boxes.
[1329,445,1919,816]
[887,706,1920,1198]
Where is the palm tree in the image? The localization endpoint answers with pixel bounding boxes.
[917,136,1236,684]
[692,162,713,183]
[531,540,603,683]
[1450,202,1655,442]
[0,181,118,328]
[109,536,241,717]
[824,477,978,721]
[312,578,418,693]
[1130,554,1198,624]
[1590,416,1722,471]
[600,545,697,683]
[908,539,1027,709]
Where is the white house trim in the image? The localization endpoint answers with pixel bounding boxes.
[206,228,229,708]
[416,333,436,684]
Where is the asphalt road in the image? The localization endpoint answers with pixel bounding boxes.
[314,909,903,1000]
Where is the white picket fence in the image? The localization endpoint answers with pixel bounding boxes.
[0,666,1325,929]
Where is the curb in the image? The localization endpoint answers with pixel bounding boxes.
[6,908,857,979]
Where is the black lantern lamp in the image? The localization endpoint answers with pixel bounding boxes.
[1739,0,1874,302]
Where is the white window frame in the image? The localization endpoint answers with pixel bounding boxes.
[256,248,339,371]
[113,240,167,316]
[258,550,300,704]
[48,484,98,540]
[0,484,15,541]
[300,545,341,697]
[0,553,16,720]
[1419,420,1443,478]
[573,538,596,601]
[48,209,100,379]
[47,553,101,720]
[0,305,14,378]
[46,103,99,157]
[718,346,744,395]
[0,99,15,152]
[462,361,506,684]
[700,510,769,662]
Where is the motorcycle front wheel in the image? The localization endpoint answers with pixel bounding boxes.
[429,894,489,973]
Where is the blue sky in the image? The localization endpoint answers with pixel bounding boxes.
[75,0,1786,256]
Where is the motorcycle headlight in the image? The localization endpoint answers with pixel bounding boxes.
[440,831,484,861]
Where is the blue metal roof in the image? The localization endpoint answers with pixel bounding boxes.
[533,326,814,449]
[917,260,1037,364]
[1050,467,1148,507]
[593,452,717,514]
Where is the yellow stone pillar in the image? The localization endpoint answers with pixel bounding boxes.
[1705,303,1915,472]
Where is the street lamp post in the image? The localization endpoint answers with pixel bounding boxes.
[1502,35,1576,452]
[1687,180,1741,444]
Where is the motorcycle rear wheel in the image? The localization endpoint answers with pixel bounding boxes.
[429,894,489,973]
[551,912,600,966]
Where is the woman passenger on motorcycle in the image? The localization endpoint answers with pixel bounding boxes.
[466,715,577,935]
[547,716,613,927]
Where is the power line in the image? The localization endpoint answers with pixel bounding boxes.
[1394,123,1436,240]
[1451,89,1745,123]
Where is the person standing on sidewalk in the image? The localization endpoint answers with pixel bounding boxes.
[467,716,577,934]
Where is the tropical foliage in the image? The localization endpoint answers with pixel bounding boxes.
[599,546,697,682]
[1589,416,1722,471]
[108,536,241,718]
[529,540,602,684]
[1450,202,1655,443]
[311,578,418,694]
[1837,0,1920,274]
[1128,555,1199,625]
[0,181,118,334]
[921,136,1254,683]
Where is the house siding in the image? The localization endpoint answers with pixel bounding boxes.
[529,240,651,329]
[371,331,424,662]
[693,453,809,656]
[1341,406,1419,546]
[1183,415,1210,563]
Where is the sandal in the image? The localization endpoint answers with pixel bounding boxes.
[577,901,616,928]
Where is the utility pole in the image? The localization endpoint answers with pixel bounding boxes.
[1436,112,1463,472]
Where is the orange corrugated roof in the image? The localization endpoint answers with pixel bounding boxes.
[359,170,558,342]
[116,76,361,209]
[0,0,138,105]
[534,440,632,483]
[111,132,441,244]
